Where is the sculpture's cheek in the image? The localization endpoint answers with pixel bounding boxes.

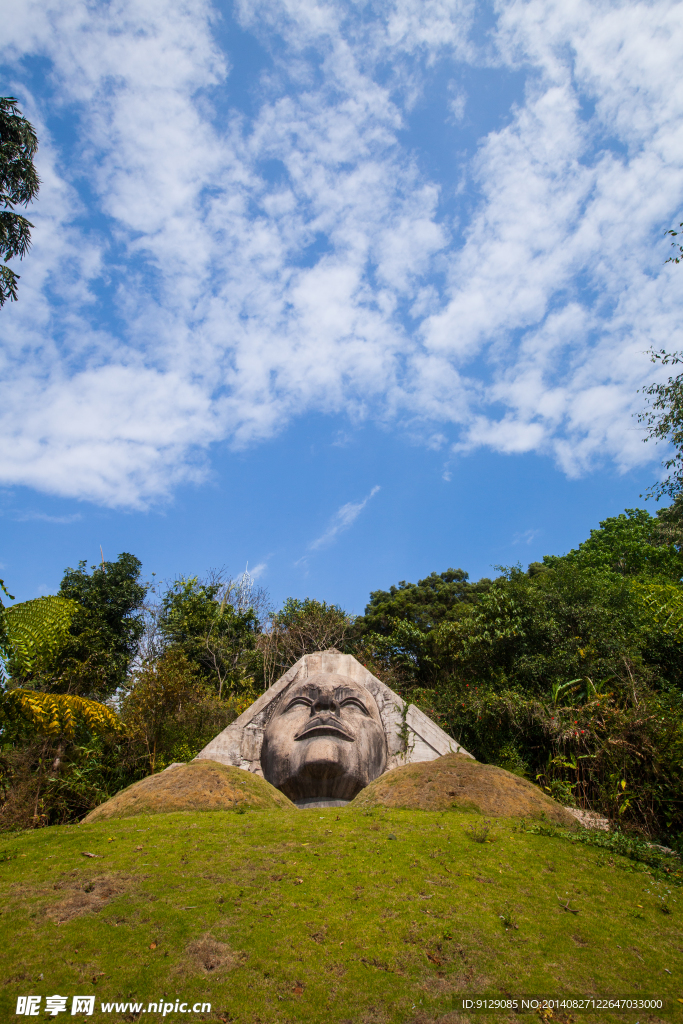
[261,713,306,774]
[259,730,285,785]
[354,721,387,783]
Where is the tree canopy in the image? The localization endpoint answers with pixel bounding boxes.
[258,597,354,687]
[542,508,683,580]
[158,576,258,698]
[359,568,493,634]
[0,97,40,307]
[54,553,148,700]
[638,350,683,504]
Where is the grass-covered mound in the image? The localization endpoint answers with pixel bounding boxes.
[353,753,577,826]
[0,806,679,1024]
[83,760,294,822]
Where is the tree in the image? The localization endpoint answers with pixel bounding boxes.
[0,97,40,307]
[638,350,683,504]
[56,553,147,700]
[359,568,492,634]
[119,648,251,773]
[119,651,204,774]
[158,576,258,698]
[258,598,354,687]
[542,508,683,580]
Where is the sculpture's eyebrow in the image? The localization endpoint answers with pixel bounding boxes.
[282,687,318,711]
[335,687,369,712]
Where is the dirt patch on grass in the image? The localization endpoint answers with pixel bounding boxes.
[45,873,131,924]
[352,753,577,826]
[83,760,295,822]
[420,1015,471,1024]
[180,934,246,976]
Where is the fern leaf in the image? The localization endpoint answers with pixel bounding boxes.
[1,595,81,673]
[632,581,683,642]
[0,689,123,739]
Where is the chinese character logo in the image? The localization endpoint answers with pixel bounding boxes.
[71,996,95,1015]
[16,996,41,1016]
[45,995,68,1016]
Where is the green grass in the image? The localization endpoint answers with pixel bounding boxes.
[0,807,681,1024]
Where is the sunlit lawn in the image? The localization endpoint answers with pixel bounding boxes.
[0,807,680,1023]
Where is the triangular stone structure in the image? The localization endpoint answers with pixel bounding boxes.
[196,649,472,782]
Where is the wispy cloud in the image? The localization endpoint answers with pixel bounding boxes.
[309,486,381,550]
[0,0,681,506]
[14,511,82,524]
[513,529,540,547]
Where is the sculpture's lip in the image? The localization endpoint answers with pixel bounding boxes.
[294,717,355,742]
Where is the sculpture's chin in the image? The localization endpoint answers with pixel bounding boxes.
[277,737,368,801]
[278,764,365,802]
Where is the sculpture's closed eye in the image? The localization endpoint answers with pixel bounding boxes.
[284,697,312,712]
[340,697,369,715]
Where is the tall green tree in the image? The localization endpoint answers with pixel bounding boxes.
[158,577,257,698]
[542,508,683,580]
[55,553,148,700]
[0,97,40,307]
[638,350,683,504]
[359,568,492,635]
[259,597,354,687]
[635,222,683,508]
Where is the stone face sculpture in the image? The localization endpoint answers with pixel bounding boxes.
[260,671,387,801]
[195,649,472,807]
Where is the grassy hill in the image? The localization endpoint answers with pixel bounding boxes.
[0,806,680,1024]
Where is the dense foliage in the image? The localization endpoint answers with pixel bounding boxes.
[157,576,258,698]
[360,568,492,633]
[56,553,147,700]
[258,597,354,687]
[354,510,683,845]
[1,510,682,844]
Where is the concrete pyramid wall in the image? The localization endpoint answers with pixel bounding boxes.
[195,648,472,777]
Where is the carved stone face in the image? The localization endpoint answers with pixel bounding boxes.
[260,671,387,801]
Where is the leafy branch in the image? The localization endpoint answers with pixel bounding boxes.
[0,97,40,307]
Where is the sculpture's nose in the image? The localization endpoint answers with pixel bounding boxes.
[311,693,340,716]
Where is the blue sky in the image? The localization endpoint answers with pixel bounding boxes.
[1,0,682,613]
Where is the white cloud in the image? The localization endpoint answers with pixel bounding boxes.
[309,485,381,550]
[13,511,82,524]
[446,81,467,124]
[513,528,540,546]
[0,0,682,506]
